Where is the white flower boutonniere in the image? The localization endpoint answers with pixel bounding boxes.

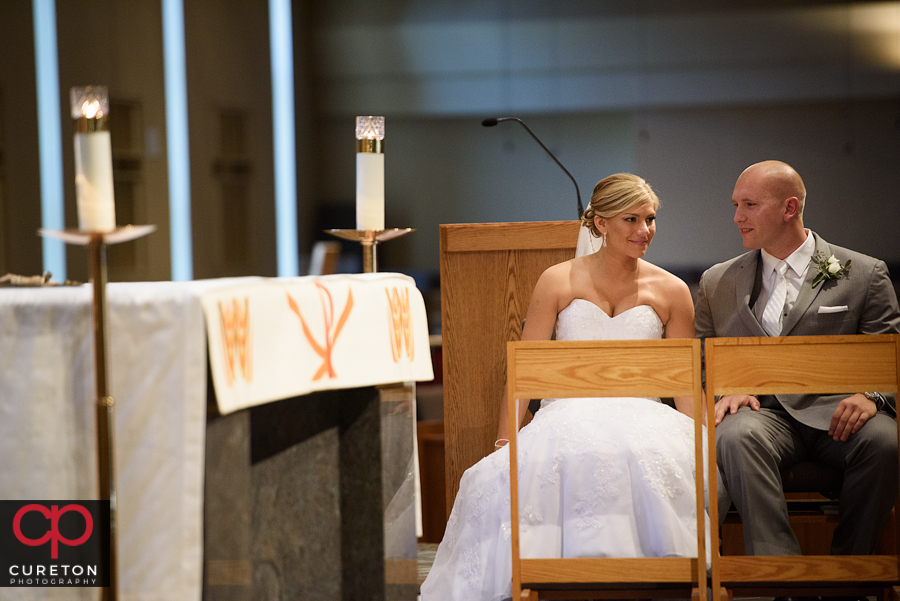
[810,252,851,289]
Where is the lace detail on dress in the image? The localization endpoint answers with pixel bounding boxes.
[537,456,561,488]
[444,505,458,539]
[501,520,512,542]
[522,505,544,527]
[639,452,687,499]
[573,453,624,529]
[461,545,481,587]
[466,474,506,528]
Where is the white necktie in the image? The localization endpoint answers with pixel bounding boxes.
[762,261,788,336]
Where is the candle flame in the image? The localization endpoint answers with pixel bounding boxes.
[82,100,102,119]
[70,86,109,120]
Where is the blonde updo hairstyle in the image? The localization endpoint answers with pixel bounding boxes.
[580,173,660,238]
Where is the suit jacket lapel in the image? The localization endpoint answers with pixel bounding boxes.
[734,251,768,335]
[781,232,827,335]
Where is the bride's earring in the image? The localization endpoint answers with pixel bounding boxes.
[600,233,607,248]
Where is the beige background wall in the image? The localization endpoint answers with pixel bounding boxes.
[315,100,900,274]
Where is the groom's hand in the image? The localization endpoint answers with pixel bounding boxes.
[829,393,877,442]
[714,395,761,425]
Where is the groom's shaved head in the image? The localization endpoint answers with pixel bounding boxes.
[732,159,809,257]
[742,160,807,215]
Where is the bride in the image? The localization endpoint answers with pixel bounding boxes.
[420,173,706,601]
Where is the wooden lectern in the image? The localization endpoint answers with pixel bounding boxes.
[439,220,580,511]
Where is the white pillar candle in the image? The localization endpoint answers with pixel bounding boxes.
[74,130,116,232]
[355,116,385,231]
[71,86,116,233]
[356,152,384,230]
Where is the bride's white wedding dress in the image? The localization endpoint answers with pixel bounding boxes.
[420,299,707,601]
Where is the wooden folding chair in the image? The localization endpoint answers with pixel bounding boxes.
[705,334,900,600]
[507,339,707,600]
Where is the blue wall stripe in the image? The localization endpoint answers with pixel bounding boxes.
[162,0,193,281]
[269,0,299,277]
[33,0,66,280]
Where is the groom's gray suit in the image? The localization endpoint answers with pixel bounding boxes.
[695,231,900,555]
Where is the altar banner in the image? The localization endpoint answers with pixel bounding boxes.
[200,273,434,415]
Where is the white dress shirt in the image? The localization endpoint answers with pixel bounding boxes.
[755,230,816,324]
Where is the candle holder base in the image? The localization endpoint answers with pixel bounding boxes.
[325,228,414,273]
[39,224,157,246]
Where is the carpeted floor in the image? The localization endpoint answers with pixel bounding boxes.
[417,542,438,585]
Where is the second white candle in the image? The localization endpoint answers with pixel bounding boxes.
[74,129,116,232]
[356,151,384,230]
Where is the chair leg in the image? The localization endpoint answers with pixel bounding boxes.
[693,587,726,601]
[521,588,538,601]
[703,586,730,601]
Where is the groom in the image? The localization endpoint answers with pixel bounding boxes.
[694,160,900,558]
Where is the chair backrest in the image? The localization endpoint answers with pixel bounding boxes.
[704,334,900,594]
[506,338,706,600]
[705,334,900,399]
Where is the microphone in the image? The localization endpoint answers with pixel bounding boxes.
[482,117,583,216]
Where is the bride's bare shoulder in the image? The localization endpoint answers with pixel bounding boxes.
[541,256,594,286]
[533,257,582,302]
[640,261,692,299]
[640,260,682,284]
[541,256,582,280]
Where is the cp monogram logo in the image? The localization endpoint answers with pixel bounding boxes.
[13,504,94,559]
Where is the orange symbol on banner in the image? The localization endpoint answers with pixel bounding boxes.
[385,287,414,362]
[287,283,354,380]
[218,297,253,387]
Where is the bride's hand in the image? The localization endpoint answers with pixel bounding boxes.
[714,395,761,425]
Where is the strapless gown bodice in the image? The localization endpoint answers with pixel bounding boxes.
[420,299,708,601]
[555,299,663,341]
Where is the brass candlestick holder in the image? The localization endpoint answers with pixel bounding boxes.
[39,224,156,601]
[326,228,414,273]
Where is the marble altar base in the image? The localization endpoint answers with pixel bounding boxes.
[203,384,417,601]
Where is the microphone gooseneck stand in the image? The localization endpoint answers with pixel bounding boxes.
[482,117,583,217]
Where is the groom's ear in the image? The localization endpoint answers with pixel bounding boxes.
[783,197,800,220]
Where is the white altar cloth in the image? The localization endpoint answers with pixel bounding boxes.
[201,273,434,415]
[0,273,433,600]
[0,281,208,601]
